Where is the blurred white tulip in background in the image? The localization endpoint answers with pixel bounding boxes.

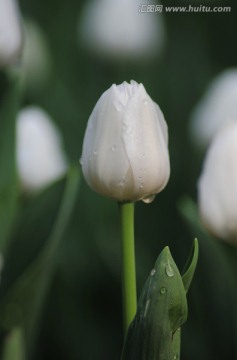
[16,106,68,193]
[189,69,237,149]
[78,0,166,61]
[0,0,23,67]
[19,19,52,94]
[198,122,237,243]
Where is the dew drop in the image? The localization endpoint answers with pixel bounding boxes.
[143,99,148,105]
[79,157,83,166]
[160,287,166,295]
[125,126,132,136]
[93,150,98,156]
[165,263,175,277]
[114,103,123,112]
[139,183,144,189]
[173,354,179,360]
[118,178,126,187]
[142,194,156,204]
[150,269,156,276]
[111,145,117,152]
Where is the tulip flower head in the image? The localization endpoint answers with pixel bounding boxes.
[189,68,237,149]
[81,81,170,203]
[17,106,68,193]
[198,122,237,243]
[0,0,23,67]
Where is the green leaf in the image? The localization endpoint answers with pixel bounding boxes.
[182,238,199,293]
[0,80,21,253]
[2,326,25,360]
[121,247,187,360]
[0,165,80,339]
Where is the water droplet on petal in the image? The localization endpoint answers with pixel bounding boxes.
[79,157,83,165]
[160,287,166,295]
[125,126,132,136]
[93,150,98,156]
[118,178,126,187]
[150,269,156,276]
[143,99,148,105]
[114,103,123,112]
[139,183,144,189]
[142,194,156,204]
[165,263,175,277]
[111,145,117,152]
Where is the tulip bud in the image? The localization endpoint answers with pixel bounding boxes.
[189,69,237,149]
[16,106,68,193]
[0,0,23,67]
[80,80,170,203]
[198,122,237,242]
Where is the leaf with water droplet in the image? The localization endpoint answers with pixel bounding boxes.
[150,269,156,276]
[121,246,187,360]
[160,286,167,295]
[165,262,175,277]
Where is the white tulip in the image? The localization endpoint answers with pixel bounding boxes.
[81,80,170,202]
[79,0,166,61]
[16,106,68,193]
[198,122,237,242]
[189,69,237,149]
[19,19,51,93]
[0,0,23,67]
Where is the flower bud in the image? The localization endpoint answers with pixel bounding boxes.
[189,69,237,149]
[0,0,23,67]
[16,106,68,193]
[198,122,237,242]
[80,80,170,202]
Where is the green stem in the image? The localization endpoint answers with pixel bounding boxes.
[119,202,137,336]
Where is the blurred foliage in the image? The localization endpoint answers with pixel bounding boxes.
[0,0,237,359]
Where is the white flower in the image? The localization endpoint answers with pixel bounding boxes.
[0,0,23,67]
[189,68,237,149]
[81,80,170,202]
[19,19,51,93]
[16,106,68,193]
[198,122,237,242]
[78,0,166,61]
